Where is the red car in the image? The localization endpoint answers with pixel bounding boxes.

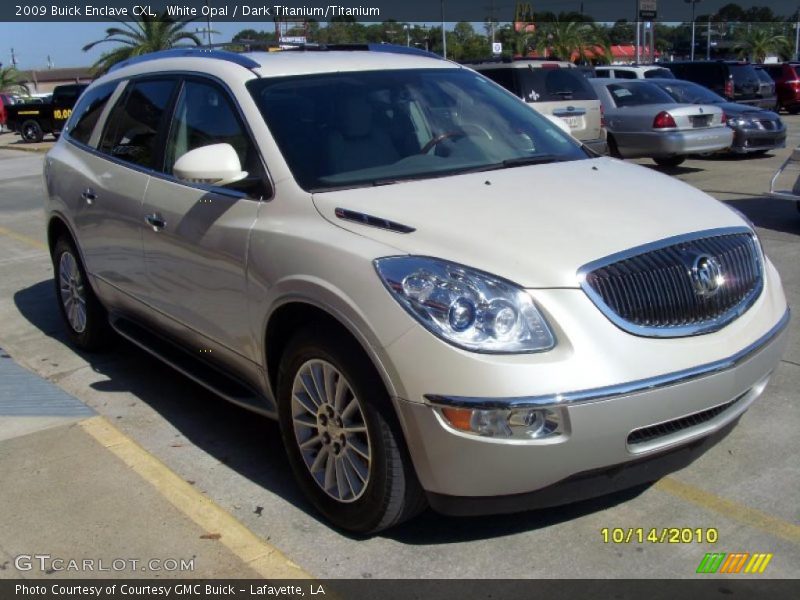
[761,62,800,114]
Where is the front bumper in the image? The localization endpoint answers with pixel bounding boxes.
[614,127,733,158]
[387,261,788,502]
[731,126,787,153]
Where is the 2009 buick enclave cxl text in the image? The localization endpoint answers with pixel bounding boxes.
[44,45,790,533]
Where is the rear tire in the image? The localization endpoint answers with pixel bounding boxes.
[277,326,426,534]
[653,155,686,167]
[52,236,112,351]
[20,119,44,143]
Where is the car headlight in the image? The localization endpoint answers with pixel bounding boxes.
[729,117,757,129]
[374,257,556,353]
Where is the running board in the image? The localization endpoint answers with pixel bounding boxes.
[109,314,275,416]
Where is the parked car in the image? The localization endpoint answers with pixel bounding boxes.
[46,46,789,533]
[667,61,762,106]
[594,65,675,79]
[463,58,607,154]
[0,93,15,132]
[768,146,800,212]
[589,78,733,166]
[649,78,785,154]
[754,67,778,111]
[760,62,800,113]
[6,83,87,142]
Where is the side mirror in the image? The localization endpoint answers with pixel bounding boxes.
[173,143,248,187]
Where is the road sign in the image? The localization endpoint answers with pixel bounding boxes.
[639,0,657,19]
[492,42,502,55]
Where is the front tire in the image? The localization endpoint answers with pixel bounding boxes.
[52,236,112,351]
[20,119,44,143]
[277,327,425,534]
[653,155,686,167]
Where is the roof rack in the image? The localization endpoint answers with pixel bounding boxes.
[108,42,443,73]
[109,47,261,72]
[460,56,568,65]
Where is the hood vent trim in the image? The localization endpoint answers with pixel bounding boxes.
[334,208,415,233]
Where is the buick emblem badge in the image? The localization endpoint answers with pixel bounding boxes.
[691,254,724,297]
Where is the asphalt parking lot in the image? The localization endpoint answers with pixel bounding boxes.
[0,123,797,580]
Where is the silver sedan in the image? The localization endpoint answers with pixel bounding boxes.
[590,78,734,167]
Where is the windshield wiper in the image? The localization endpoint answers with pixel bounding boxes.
[501,155,566,168]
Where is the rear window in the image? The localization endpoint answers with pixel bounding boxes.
[669,63,722,87]
[644,68,674,79]
[478,68,517,95]
[53,85,87,105]
[754,69,772,83]
[516,67,597,102]
[729,64,760,84]
[607,82,676,107]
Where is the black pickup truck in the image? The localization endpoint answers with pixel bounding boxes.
[6,84,88,142]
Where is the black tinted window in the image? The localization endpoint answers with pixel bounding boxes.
[478,68,518,95]
[755,69,772,83]
[670,63,721,86]
[66,82,117,145]
[100,79,176,169]
[729,64,759,84]
[517,67,597,101]
[763,66,781,78]
[607,82,676,107]
[613,70,637,79]
[53,85,86,105]
[644,68,674,79]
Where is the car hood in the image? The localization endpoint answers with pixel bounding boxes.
[712,101,775,118]
[311,157,746,288]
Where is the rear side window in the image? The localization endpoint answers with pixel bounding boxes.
[53,85,86,106]
[478,69,518,96]
[517,68,597,102]
[595,68,610,77]
[607,82,675,107]
[670,63,720,87]
[65,82,118,145]
[100,79,176,169]
[613,70,637,79]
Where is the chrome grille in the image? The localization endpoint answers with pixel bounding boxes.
[580,228,763,337]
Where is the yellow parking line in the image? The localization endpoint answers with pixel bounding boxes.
[656,477,800,545]
[79,416,312,579]
[0,225,47,251]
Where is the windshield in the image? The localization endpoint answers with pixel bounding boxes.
[606,81,676,107]
[654,81,725,104]
[248,68,588,192]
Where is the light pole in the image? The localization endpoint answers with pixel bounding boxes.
[685,0,701,60]
[441,0,447,59]
[795,14,800,60]
[404,24,410,47]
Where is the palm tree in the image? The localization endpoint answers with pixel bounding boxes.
[735,27,789,63]
[0,66,29,95]
[83,13,203,75]
[535,21,609,64]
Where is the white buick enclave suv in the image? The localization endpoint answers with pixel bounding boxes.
[44,45,789,533]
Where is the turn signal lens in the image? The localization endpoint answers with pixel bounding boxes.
[439,406,563,439]
[653,111,677,129]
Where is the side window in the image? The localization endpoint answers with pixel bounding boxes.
[479,69,518,96]
[65,82,118,145]
[99,79,176,169]
[595,68,610,77]
[614,70,637,79]
[164,79,265,196]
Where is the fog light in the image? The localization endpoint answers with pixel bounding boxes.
[440,406,561,439]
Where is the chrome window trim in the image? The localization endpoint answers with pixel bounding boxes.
[424,307,789,410]
[68,70,275,202]
[576,226,764,338]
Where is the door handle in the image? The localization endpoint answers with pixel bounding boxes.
[144,214,167,230]
[81,188,96,205]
